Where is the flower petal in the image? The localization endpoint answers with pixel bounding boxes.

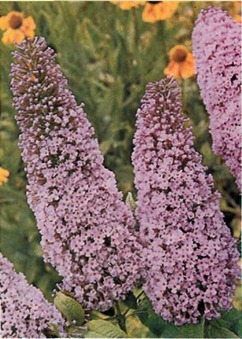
[0,167,9,185]
[142,2,179,23]
[164,61,181,79]
[2,28,25,45]
[21,16,36,38]
[180,58,196,79]
[0,16,9,30]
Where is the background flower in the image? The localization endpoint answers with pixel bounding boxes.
[142,1,179,23]
[0,10,35,44]
[164,45,195,79]
[0,167,9,186]
[192,7,241,190]
[111,1,144,10]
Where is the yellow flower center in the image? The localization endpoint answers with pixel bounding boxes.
[171,48,188,63]
[9,14,23,29]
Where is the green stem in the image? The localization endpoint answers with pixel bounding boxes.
[217,184,238,209]
[201,317,205,339]
[221,205,240,214]
[136,290,145,301]
[158,20,167,56]
[114,302,127,333]
[122,290,145,319]
[0,198,16,203]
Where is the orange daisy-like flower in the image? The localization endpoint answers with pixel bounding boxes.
[164,45,195,79]
[0,167,9,186]
[234,15,242,24]
[111,1,145,10]
[0,11,36,45]
[142,1,179,23]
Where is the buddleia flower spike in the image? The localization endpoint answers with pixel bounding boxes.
[11,37,142,311]
[132,77,239,325]
[192,7,241,190]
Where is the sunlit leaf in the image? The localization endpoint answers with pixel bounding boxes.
[54,291,85,326]
[85,320,127,338]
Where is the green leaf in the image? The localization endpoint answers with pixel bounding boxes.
[47,322,60,337]
[85,331,107,338]
[85,320,127,338]
[90,310,110,320]
[54,291,85,325]
[135,295,204,338]
[161,320,204,338]
[135,296,167,336]
[135,297,173,338]
[210,308,242,338]
[205,324,239,338]
[123,291,138,309]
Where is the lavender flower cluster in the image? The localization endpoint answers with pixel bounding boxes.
[9,26,240,328]
[192,7,241,190]
[0,253,65,337]
[132,77,240,325]
[10,37,141,312]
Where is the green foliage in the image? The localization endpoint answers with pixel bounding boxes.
[47,290,241,338]
[210,308,242,338]
[85,319,127,338]
[54,291,85,326]
[134,294,241,338]
[205,324,239,338]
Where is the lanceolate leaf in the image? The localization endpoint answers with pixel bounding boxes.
[85,320,127,338]
[54,291,85,326]
[135,295,206,338]
[135,296,172,336]
[161,320,204,338]
[205,324,239,338]
[85,331,106,338]
[213,308,242,336]
[123,291,138,309]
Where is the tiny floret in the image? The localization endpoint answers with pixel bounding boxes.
[132,77,239,325]
[192,7,241,190]
[0,253,65,337]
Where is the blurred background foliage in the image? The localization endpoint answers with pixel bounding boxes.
[0,0,240,319]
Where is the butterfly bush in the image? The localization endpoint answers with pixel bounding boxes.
[0,253,65,337]
[10,37,142,311]
[192,7,241,190]
[132,77,239,325]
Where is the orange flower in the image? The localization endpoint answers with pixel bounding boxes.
[142,1,179,23]
[0,167,9,186]
[164,45,195,79]
[111,1,145,10]
[0,11,36,45]
[234,15,242,23]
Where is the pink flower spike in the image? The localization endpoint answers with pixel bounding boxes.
[132,77,240,325]
[10,37,142,311]
[192,6,241,190]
